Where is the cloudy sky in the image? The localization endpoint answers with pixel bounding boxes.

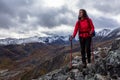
[0,0,120,39]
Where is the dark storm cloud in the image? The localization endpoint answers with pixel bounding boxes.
[0,0,12,15]
[0,0,119,31]
[77,0,120,29]
[0,0,76,29]
[0,0,33,29]
[92,17,119,29]
[93,0,120,15]
[0,0,13,28]
[0,0,120,39]
[77,0,120,15]
[35,6,76,28]
[0,14,13,28]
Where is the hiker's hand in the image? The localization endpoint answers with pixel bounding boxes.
[69,35,73,41]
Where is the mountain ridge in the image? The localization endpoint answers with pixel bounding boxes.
[1,28,120,45]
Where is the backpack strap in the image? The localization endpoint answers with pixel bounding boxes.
[87,18,95,37]
[78,20,81,35]
[86,18,91,30]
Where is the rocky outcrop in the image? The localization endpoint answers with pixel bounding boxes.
[34,39,120,80]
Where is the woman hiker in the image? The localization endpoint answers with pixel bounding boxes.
[70,9,95,68]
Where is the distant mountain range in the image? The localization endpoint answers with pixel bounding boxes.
[95,28,120,41]
[0,35,71,45]
[0,27,120,79]
[96,29,111,37]
[0,28,120,45]
[103,28,120,40]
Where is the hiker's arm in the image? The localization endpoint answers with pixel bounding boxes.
[89,19,95,33]
[72,21,79,38]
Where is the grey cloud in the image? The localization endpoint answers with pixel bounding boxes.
[0,0,34,29]
[77,0,120,15]
[0,0,76,29]
[93,0,120,15]
[0,0,120,36]
[92,17,119,30]
[0,0,32,17]
[77,0,120,29]
[0,14,12,28]
[33,6,76,28]
[0,0,13,15]
[0,0,14,28]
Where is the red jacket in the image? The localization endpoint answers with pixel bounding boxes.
[72,18,94,38]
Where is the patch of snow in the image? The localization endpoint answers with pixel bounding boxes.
[116,37,120,40]
[117,32,120,36]
[0,35,71,45]
[97,29,111,37]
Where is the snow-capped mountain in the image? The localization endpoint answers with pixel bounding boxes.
[0,35,71,45]
[96,29,111,37]
[0,28,120,45]
[95,28,120,41]
[105,27,120,39]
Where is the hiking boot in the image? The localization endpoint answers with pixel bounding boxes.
[87,63,92,68]
[82,63,87,68]
[88,58,91,63]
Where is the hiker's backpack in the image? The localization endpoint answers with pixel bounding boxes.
[91,30,95,37]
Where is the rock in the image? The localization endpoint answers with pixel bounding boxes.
[36,39,120,80]
[94,74,109,80]
[71,56,82,69]
[106,50,120,65]
[95,58,107,76]
[115,64,120,77]
[106,50,120,77]
[59,66,70,75]
[99,49,107,58]
[111,74,118,79]
[51,73,68,80]
[111,39,120,50]
[68,69,84,80]
[66,77,73,80]
[73,56,81,62]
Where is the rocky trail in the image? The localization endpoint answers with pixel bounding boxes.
[34,39,120,80]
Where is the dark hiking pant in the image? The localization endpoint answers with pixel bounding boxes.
[79,37,92,64]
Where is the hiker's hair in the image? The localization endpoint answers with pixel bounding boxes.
[78,9,89,20]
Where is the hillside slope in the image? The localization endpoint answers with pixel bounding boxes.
[34,39,120,80]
